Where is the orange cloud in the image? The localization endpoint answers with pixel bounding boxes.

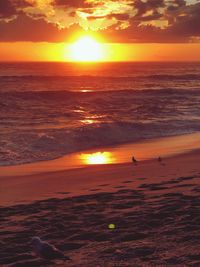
[0,0,200,43]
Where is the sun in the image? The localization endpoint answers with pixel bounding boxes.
[69,36,103,62]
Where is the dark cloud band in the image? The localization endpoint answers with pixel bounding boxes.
[0,0,200,42]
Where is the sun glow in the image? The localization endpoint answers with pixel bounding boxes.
[68,36,103,62]
[80,152,114,165]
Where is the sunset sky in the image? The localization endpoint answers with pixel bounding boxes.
[0,0,200,61]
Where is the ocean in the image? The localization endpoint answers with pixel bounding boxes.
[0,62,200,166]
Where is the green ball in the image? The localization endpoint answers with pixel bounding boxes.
[108,223,116,229]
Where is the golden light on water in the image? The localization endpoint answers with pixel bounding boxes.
[68,36,104,62]
[81,119,94,124]
[80,152,114,165]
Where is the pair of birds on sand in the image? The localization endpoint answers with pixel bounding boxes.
[132,156,163,164]
[31,236,70,261]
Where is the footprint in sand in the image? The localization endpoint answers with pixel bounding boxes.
[89,188,101,192]
[57,192,71,195]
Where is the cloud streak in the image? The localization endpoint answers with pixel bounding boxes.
[0,0,200,42]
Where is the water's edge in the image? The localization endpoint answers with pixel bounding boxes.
[1,132,200,177]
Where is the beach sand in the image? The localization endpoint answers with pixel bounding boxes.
[1,138,200,266]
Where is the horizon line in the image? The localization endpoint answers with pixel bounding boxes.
[1,60,200,63]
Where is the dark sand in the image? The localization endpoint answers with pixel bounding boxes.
[1,149,200,266]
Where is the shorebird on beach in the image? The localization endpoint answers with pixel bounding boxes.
[132,156,138,165]
[158,156,165,165]
[31,236,70,261]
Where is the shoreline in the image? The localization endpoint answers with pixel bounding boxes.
[0,147,200,207]
[0,131,200,178]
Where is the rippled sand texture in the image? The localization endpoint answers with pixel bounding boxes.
[1,152,200,266]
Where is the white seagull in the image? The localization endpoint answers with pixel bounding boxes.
[31,236,70,261]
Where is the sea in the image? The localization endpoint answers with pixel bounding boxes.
[0,62,200,166]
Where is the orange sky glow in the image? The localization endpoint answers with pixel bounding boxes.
[0,0,200,62]
[0,42,200,62]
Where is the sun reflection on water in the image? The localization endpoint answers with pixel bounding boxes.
[81,89,93,93]
[80,119,95,124]
[79,151,114,165]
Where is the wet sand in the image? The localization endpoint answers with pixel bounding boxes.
[1,132,200,177]
[1,148,200,266]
